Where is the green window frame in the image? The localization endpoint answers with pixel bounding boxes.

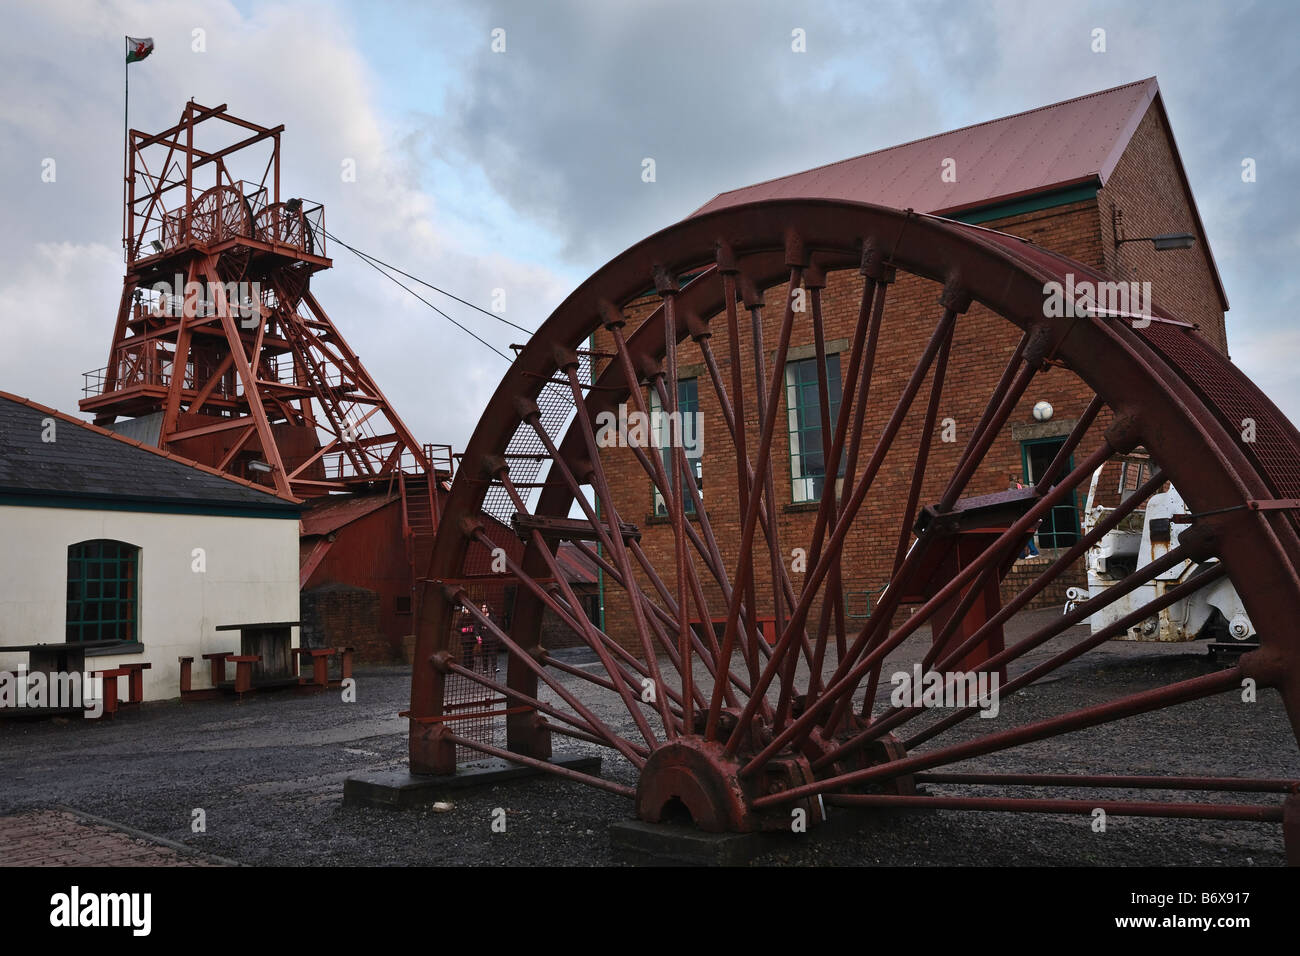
[1019,438,1082,550]
[650,377,701,516]
[786,355,843,503]
[66,539,140,644]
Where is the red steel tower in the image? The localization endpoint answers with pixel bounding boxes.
[80,103,461,652]
[82,101,434,502]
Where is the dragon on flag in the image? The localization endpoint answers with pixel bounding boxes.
[126,36,154,63]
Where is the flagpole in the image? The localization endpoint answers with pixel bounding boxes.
[123,36,129,257]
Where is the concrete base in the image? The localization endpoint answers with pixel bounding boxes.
[609,819,769,866]
[609,802,918,865]
[343,755,603,809]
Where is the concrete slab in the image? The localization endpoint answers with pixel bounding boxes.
[609,819,768,866]
[343,755,603,809]
[608,804,923,865]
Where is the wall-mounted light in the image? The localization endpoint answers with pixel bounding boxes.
[248,460,274,474]
[1117,232,1196,251]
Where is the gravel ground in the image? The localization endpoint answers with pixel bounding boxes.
[0,607,1295,866]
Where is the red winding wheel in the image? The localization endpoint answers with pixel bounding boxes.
[189,184,254,246]
[410,199,1300,850]
[256,201,314,254]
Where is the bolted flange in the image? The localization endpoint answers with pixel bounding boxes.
[636,736,824,833]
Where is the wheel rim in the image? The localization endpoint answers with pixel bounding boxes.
[190,185,252,246]
[411,199,1300,835]
[255,202,312,254]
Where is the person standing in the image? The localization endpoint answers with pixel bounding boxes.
[477,602,500,675]
[1007,471,1040,558]
[457,607,478,668]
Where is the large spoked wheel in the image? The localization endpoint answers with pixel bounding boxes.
[256,202,314,254]
[411,199,1300,843]
[190,185,253,246]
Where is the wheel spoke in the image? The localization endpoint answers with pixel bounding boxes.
[658,275,695,731]
[561,356,680,737]
[754,665,1243,807]
[817,544,1220,769]
[731,302,963,763]
[413,199,1300,845]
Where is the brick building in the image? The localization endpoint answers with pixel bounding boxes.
[591,77,1230,651]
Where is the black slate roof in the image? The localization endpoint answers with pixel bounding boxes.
[0,392,300,514]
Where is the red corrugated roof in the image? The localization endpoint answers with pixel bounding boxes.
[300,491,397,536]
[555,541,599,585]
[691,77,1227,311]
[692,78,1159,219]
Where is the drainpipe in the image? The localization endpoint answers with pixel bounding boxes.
[590,332,606,632]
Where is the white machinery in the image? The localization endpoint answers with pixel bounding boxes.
[1064,453,1256,647]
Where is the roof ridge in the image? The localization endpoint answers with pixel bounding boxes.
[702,77,1158,205]
[0,390,299,504]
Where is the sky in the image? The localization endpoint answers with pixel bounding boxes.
[2,0,1298,454]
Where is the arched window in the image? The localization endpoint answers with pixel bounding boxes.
[66,540,140,644]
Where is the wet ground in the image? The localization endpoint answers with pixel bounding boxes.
[0,608,1295,866]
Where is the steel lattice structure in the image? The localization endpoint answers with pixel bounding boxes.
[82,102,429,499]
[410,199,1300,855]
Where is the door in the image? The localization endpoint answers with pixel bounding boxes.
[1020,438,1081,550]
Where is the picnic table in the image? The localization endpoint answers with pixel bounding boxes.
[0,640,143,718]
[2,639,124,673]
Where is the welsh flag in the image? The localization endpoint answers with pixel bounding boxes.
[126,36,154,63]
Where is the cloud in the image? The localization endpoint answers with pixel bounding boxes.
[0,0,572,451]
[0,242,123,408]
[2,0,1297,462]
[420,0,979,266]
[416,0,1300,422]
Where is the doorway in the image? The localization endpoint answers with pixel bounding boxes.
[1020,437,1081,549]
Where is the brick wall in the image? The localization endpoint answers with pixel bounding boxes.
[1097,103,1230,354]
[581,101,1226,656]
[998,552,1087,611]
[541,586,599,648]
[300,583,392,663]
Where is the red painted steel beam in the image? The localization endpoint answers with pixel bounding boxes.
[825,793,1284,822]
[914,772,1300,792]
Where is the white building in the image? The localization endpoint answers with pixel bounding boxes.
[0,391,302,704]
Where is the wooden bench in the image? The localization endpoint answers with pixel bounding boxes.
[293,646,356,688]
[118,661,152,705]
[202,651,233,686]
[178,656,201,698]
[226,655,261,697]
[294,648,333,688]
[89,667,131,719]
[178,652,263,700]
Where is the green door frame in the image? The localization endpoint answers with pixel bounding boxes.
[1019,437,1082,549]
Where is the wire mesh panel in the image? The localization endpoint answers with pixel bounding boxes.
[449,351,592,765]
[444,580,508,763]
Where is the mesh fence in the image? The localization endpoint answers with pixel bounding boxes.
[448,352,592,764]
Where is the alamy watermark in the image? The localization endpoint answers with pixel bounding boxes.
[1042,274,1153,327]
[50,886,151,936]
[593,403,703,457]
[890,664,1000,718]
[0,670,104,718]
[149,273,262,327]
